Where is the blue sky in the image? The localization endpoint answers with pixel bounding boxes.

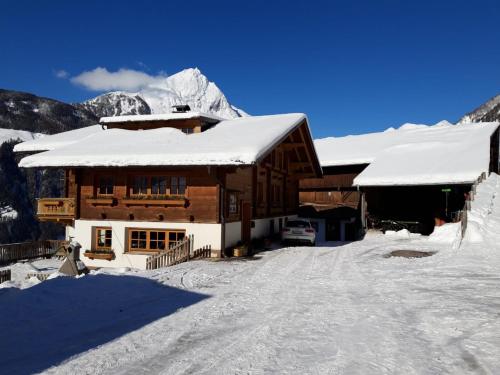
[1,0,499,137]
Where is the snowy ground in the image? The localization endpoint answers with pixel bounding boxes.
[1,175,500,374]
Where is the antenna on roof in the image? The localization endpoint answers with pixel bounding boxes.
[172,104,191,113]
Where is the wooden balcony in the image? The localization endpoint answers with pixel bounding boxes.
[37,198,76,223]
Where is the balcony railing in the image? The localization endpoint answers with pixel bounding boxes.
[37,198,76,223]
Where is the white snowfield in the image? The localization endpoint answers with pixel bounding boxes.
[18,114,310,168]
[99,111,224,124]
[314,121,499,186]
[1,175,500,374]
[13,124,104,152]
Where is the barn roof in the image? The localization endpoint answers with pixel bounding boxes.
[314,121,499,186]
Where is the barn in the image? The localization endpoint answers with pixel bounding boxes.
[300,121,500,240]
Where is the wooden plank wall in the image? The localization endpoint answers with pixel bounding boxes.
[74,167,219,223]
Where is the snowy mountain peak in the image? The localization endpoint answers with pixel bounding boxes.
[81,68,248,120]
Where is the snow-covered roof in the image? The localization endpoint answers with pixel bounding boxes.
[0,128,44,146]
[315,121,499,186]
[18,114,311,168]
[99,112,224,124]
[13,125,104,152]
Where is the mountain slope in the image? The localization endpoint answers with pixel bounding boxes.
[76,92,151,118]
[81,68,248,119]
[458,94,500,124]
[0,89,97,134]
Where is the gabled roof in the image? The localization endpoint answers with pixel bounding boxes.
[18,114,321,175]
[314,121,499,186]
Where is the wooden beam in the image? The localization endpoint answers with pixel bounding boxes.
[290,162,310,169]
[281,142,305,150]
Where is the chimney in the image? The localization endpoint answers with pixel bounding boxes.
[172,104,191,113]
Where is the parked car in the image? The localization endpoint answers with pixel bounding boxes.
[281,219,316,246]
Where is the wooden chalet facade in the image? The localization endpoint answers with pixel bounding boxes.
[20,112,321,269]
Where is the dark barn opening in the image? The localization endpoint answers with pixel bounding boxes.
[364,184,472,234]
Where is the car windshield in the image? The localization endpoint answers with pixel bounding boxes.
[286,220,310,228]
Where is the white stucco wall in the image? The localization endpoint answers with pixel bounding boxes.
[68,220,222,269]
[250,215,297,240]
[225,221,242,247]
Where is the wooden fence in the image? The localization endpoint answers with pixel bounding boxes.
[0,269,11,284]
[146,235,212,270]
[0,240,64,265]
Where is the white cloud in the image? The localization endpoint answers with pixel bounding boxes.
[55,69,69,79]
[70,67,166,91]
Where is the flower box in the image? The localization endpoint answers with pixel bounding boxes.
[84,251,115,261]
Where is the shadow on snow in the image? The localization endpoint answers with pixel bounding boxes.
[0,273,210,375]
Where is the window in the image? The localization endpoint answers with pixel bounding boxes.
[95,227,112,250]
[181,128,194,134]
[151,176,167,195]
[229,192,238,214]
[129,175,187,197]
[128,229,185,252]
[132,176,148,195]
[98,176,113,195]
[169,231,185,248]
[171,176,186,195]
[257,182,264,204]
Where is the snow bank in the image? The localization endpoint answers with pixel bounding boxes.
[385,228,411,239]
[314,121,499,186]
[13,125,104,152]
[463,173,500,244]
[428,222,461,245]
[18,114,309,168]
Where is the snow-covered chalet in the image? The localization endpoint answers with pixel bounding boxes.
[15,110,321,269]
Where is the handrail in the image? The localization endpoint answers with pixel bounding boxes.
[145,235,211,270]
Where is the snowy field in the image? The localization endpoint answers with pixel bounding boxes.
[1,175,500,374]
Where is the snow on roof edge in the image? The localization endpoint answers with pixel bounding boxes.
[99,112,225,124]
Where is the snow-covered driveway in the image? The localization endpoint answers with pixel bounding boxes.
[3,233,499,375]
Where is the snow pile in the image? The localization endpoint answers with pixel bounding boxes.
[0,128,43,146]
[0,258,62,289]
[314,121,499,186]
[428,222,461,245]
[0,205,18,221]
[13,125,104,152]
[463,173,500,244]
[18,114,310,168]
[384,228,411,239]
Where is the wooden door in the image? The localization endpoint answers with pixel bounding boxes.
[241,202,252,243]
